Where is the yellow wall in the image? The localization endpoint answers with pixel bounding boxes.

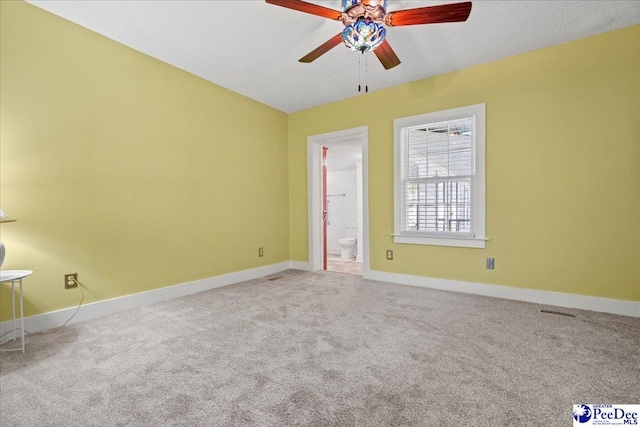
[289,25,640,301]
[1,2,638,323]
[0,1,289,320]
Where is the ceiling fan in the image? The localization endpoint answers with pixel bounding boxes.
[265,0,472,70]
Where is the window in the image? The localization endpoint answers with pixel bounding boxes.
[394,103,486,248]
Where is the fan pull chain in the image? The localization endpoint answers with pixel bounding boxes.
[365,52,369,93]
[358,53,362,93]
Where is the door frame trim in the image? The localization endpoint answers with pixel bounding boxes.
[307,126,370,277]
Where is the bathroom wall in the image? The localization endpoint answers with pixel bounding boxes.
[326,169,358,255]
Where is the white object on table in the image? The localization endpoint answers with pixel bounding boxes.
[0,270,33,353]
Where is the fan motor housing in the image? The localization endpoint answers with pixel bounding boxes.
[342,0,386,25]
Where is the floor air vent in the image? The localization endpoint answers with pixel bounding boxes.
[541,309,576,318]
[268,276,284,281]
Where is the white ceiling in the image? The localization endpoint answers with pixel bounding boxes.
[28,1,640,113]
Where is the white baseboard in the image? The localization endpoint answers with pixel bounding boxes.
[367,270,640,318]
[356,255,363,262]
[288,261,311,271]
[3,262,637,338]
[0,262,291,336]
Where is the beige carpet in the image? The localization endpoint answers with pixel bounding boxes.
[1,270,639,426]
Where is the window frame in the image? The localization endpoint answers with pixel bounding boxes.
[393,103,486,249]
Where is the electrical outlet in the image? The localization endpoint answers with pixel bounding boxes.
[486,258,495,270]
[259,247,264,257]
[386,249,393,260]
[65,273,78,289]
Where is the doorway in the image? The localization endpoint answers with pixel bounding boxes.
[307,126,370,277]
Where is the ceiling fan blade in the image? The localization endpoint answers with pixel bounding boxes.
[299,33,344,63]
[385,2,472,27]
[266,0,342,20]
[374,39,401,70]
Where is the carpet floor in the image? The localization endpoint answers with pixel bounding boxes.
[1,270,639,426]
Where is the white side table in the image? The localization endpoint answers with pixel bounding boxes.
[0,270,33,353]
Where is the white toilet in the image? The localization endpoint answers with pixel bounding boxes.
[338,225,357,259]
[338,238,356,259]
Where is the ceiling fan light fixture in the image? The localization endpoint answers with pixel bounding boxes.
[266,0,471,70]
[342,18,386,53]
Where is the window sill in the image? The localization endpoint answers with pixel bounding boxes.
[393,234,487,249]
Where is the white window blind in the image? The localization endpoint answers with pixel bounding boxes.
[401,118,474,236]
[394,104,485,248]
